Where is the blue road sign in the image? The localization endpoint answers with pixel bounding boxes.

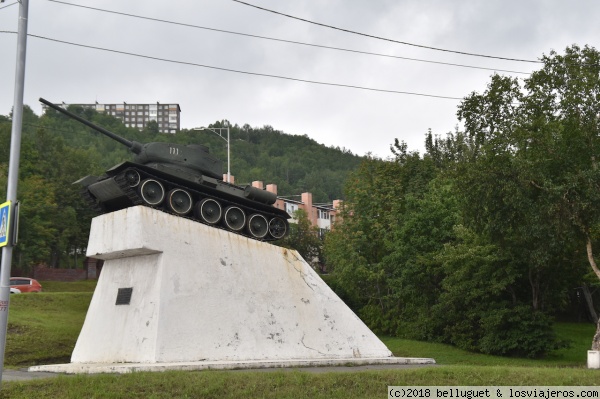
[0,201,11,248]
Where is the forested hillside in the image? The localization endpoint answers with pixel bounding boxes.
[0,105,362,270]
[180,121,361,202]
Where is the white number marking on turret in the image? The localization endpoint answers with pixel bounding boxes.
[169,147,179,155]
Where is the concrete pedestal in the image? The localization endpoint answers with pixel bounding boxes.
[588,351,600,369]
[31,206,434,373]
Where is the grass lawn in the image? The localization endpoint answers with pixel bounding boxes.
[1,280,598,398]
[39,280,97,293]
[6,292,92,366]
[2,367,600,399]
[381,322,596,368]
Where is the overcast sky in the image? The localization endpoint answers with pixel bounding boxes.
[1,0,599,158]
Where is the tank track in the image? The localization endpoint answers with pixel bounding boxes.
[80,187,105,213]
[110,167,289,242]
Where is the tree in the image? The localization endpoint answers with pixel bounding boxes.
[144,120,159,135]
[324,156,404,330]
[13,174,58,269]
[457,45,600,349]
[432,226,566,357]
[278,209,323,270]
[323,47,595,355]
[324,149,443,334]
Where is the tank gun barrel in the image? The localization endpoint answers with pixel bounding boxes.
[39,98,142,154]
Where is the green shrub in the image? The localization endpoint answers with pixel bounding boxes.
[477,306,570,357]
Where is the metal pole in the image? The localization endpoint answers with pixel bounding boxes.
[226,127,231,183]
[194,127,231,183]
[0,0,29,387]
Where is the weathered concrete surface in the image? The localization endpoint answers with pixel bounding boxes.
[30,357,435,374]
[588,351,600,369]
[30,206,434,373]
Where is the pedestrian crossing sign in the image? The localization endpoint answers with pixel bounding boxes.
[0,201,11,248]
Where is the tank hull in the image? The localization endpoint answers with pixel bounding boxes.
[77,161,290,241]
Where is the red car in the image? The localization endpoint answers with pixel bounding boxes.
[10,277,42,293]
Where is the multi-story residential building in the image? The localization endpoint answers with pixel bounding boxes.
[245,179,341,237]
[42,102,181,134]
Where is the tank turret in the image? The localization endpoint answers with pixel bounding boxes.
[40,98,289,241]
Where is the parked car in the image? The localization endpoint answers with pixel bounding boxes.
[10,277,42,293]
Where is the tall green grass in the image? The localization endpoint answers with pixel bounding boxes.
[7,291,92,366]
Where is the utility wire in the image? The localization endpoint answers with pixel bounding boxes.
[0,2,17,10]
[231,0,542,64]
[0,30,464,100]
[46,0,530,75]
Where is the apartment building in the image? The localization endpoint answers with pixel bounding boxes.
[43,102,181,134]
[247,179,341,237]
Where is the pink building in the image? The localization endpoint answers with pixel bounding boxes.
[246,179,341,236]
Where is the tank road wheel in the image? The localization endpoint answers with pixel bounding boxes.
[269,217,288,240]
[223,206,246,231]
[167,189,193,215]
[248,214,269,239]
[124,168,141,187]
[140,179,165,206]
[194,198,222,224]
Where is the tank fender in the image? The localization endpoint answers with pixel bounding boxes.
[74,175,100,187]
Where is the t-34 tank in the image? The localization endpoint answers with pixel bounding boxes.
[40,97,290,241]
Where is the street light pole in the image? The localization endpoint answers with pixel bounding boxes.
[194,127,230,183]
[0,0,29,388]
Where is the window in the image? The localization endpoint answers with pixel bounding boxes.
[318,209,330,220]
[285,203,298,214]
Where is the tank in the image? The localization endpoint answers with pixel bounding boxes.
[39,98,290,241]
